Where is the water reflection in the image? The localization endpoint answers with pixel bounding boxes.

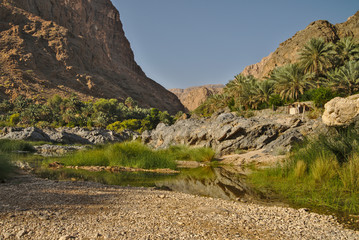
[35,165,263,202]
[157,166,263,201]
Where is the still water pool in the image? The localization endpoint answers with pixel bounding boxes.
[34,165,264,202]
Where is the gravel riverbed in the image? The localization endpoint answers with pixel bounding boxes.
[0,174,358,240]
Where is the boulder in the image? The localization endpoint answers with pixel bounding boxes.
[322,95,359,126]
[0,127,51,142]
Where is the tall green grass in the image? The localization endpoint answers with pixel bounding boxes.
[58,142,176,169]
[57,142,215,170]
[0,139,35,153]
[163,145,215,162]
[106,142,176,169]
[249,126,359,215]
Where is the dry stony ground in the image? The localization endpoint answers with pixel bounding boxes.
[0,174,358,240]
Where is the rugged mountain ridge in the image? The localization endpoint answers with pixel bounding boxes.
[241,10,359,79]
[170,84,224,111]
[0,0,184,113]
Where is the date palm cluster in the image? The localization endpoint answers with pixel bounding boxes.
[197,37,359,115]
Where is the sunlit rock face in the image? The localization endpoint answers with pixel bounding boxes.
[0,0,184,113]
[170,85,225,112]
[322,95,359,127]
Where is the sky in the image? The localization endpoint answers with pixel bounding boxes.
[111,0,359,90]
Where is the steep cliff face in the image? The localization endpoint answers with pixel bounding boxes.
[0,0,184,113]
[170,84,224,112]
[241,11,359,79]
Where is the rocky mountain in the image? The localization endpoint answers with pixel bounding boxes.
[241,10,359,79]
[170,84,225,111]
[0,0,184,113]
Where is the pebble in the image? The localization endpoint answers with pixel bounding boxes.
[16,229,27,238]
[0,175,358,240]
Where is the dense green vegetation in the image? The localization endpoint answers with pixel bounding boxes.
[55,141,215,170]
[250,126,359,214]
[195,37,359,116]
[0,95,183,132]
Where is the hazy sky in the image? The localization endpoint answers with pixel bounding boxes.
[111,1,359,89]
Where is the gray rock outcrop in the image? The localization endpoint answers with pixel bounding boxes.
[0,127,134,144]
[142,112,319,155]
[322,95,359,126]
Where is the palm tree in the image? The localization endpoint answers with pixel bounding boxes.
[237,75,259,109]
[299,38,335,87]
[224,74,247,98]
[327,61,359,95]
[254,79,275,106]
[335,37,359,65]
[206,94,227,112]
[271,64,314,101]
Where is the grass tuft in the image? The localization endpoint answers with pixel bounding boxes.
[340,153,359,192]
[56,142,215,170]
[164,145,215,162]
[294,160,307,178]
[310,152,339,183]
[58,141,177,170]
[0,139,35,153]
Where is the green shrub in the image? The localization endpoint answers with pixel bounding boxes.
[35,121,51,128]
[107,119,142,132]
[308,87,336,107]
[268,94,283,108]
[9,113,20,125]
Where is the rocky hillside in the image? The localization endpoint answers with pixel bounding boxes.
[241,10,359,79]
[0,0,184,113]
[170,84,224,111]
